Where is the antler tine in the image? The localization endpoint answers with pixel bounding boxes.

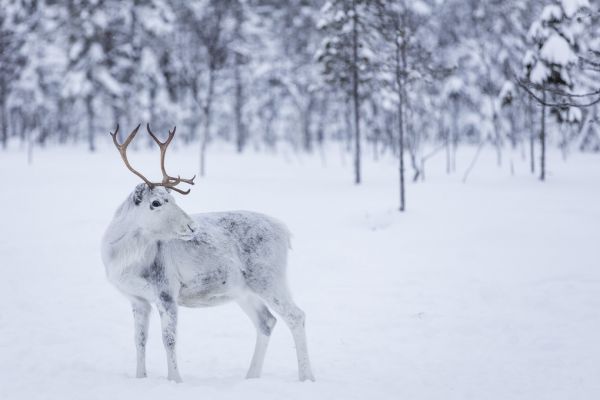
[111,123,141,148]
[168,186,191,195]
[110,124,155,188]
[146,124,195,192]
[109,124,119,141]
[147,123,173,182]
[146,123,174,147]
[176,174,196,185]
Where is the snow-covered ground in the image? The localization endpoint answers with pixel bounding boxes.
[1,144,599,400]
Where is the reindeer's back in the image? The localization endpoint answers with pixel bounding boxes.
[165,211,291,306]
[192,211,292,291]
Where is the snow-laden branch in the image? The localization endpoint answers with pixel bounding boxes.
[515,78,600,107]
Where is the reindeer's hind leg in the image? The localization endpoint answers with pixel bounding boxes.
[131,298,151,378]
[237,294,277,379]
[259,289,315,382]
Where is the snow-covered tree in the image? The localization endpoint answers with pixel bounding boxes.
[373,0,438,210]
[0,0,31,148]
[523,0,590,179]
[316,0,379,184]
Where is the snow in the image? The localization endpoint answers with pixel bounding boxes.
[412,0,432,16]
[566,106,582,122]
[443,76,464,96]
[522,50,536,68]
[530,61,550,84]
[62,70,93,97]
[540,33,577,66]
[541,5,563,22]
[499,81,515,103]
[527,20,548,42]
[1,145,600,399]
[561,0,590,18]
[95,67,123,97]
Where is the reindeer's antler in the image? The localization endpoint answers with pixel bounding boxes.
[110,124,195,195]
[146,124,196,194]
[110,124,156,188]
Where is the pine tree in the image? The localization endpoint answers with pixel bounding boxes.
[0,0,30,148]
[524,0,590,180]
[316,0,378,184]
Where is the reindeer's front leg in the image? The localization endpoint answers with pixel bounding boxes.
[132,299,151,378]
[156,292,182,382]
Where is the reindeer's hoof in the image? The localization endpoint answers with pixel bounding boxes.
[135,372,147,379]
[299,371,315,382]
[245,371,261,379]
[168,374,183,383]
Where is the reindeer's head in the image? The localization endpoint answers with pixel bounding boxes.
[111,124,198,241]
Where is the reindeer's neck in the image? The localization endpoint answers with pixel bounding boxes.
[102,216,158,275]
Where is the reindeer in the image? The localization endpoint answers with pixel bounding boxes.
[101,124,315,382]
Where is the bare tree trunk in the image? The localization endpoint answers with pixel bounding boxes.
[369,100,380,161]
[27,114,36,165]
[344,98,353,152]
[0,96,7,149]
[200,68,215,177]
[58,99,69,144]
[529,96,535,174]
[12,108,24,148]
[351,0,361,185]
[540,91,546,181]
[262,98,277,149]
[410,150,421,182]
[302,96,315,153]
[395,41,406,212]
[493,114,502,167]
[234,56,245,153]
[316,94,328,165]
[451,99,459,172]
[445,127,451,174]
[86,95,95,152]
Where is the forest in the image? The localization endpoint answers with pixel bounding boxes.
[1,0,599,210]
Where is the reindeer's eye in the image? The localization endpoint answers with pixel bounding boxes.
[151,200,162,208]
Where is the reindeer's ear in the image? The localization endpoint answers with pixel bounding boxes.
[133,184,146,206]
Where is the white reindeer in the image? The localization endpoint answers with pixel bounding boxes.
[101,124,315,382]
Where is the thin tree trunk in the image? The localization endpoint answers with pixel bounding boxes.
[234,56,245,153]
[395,41,405,212]
[462,140,485,183]
[351,0,361,185]
[58,99,68,144]
[540,91,546,181]
[27,115,35,165]
[445,127,451,174]
[529,96,535,174]
[0,96,7,149]
[493,115,502,167]
[452,99,459,172]
[86,95,95,152]
[344,98,352,152]
[316,94,328,165]
[302,96,314,153]
[200,68,215,177]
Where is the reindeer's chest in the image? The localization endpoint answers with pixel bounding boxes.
[106,261,159,300]
[104,241,177,302]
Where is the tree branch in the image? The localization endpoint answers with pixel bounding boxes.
[515,79,600,108]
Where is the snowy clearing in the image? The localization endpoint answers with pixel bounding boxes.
[1,145,599,400]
